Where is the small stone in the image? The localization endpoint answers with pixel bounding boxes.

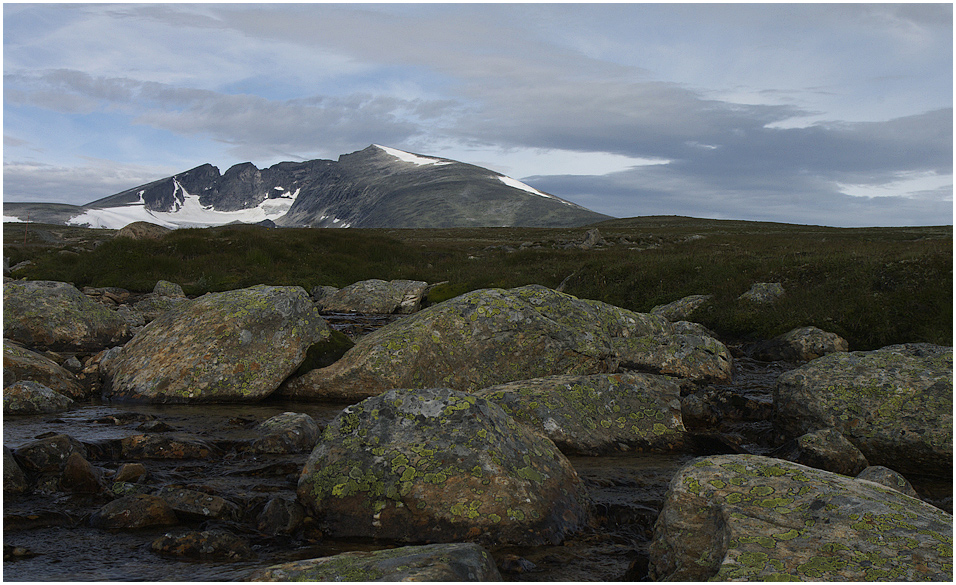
[114,463,147,483]
[60,452,105,493]
[90,494,178,529]
[151,529,253,560]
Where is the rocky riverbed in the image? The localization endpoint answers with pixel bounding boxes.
[4,279,952,581]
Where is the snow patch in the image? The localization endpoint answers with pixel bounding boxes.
[3,215,25,223]
[374,144,451,166]
[66,183,300,230]
[497,175,551,199]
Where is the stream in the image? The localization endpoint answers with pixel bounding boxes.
[4,318,946,581]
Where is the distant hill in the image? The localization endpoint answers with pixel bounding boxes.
[3,145,611,229]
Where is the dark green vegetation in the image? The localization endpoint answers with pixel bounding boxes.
[5,217,951,350]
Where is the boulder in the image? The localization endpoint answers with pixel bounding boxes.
[105,284,330,403]
[13,350,67,385]
[649,454,953,581]
[13,434,87,473]
[119,434,218,460]
[772,427,869,476]
[856,466,921,499]
[3,280,131,352]
[773,343,952,477]
[256,496,306,535]
[578,228,607,250]
[59,452,105,493]
[152,486,241,521]
[319,279,429,314]
[114,463,147,483]
[750,326,849,361]
[131,295,191,323]
[3,380,74,415]
[152,280,185,298]
[114,221,171,241]
[475,373,687,455]
[739,282,784,303]
[310,285,339,303]
[249,543,501,581]
[282,285,731,402]
[251,412,321,454]
[651,294,713,322]
[4,446,29,495]
[151,529,253,560]
[297,387,592,546]
[90,494,178,529]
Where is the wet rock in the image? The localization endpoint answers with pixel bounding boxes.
[90,494,178,529]
[249,542,501,581]
[856,466,921,499]
[4,446,29,495]
[152,280,185,298]
[651,294,712,322]
[282,285,731,402]
[105,284,330,403]
[151,528,253,560]
[749,326,849,361]
[739,282,784,303]
[3,280,131,352]
[649,454,953,581]
[298,387,592,546]
[772,427,869,476]
[318,279,430,314]
[773,343,952,477]
[114,221,171,241]
[251,412,321,454]
[152,486,241,521]
[4,380,74,415]
[13,434,87,473]
[114,463,147,483]
[4,545,38,560]
[120,434,218,460]
[59,452,105,493]
[475,373,687,455]
[499,554,538,574]
[256,496,306,535]
[110,481,153,497]
[3,340,86,400]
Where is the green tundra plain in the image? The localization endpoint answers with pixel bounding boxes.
[4,216,951,351]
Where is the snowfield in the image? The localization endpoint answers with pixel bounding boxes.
[374,144,452,166]
[66,180,299,230]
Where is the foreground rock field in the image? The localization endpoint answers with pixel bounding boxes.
[4,276,952,581]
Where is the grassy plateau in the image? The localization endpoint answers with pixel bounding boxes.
[4,216,951,351]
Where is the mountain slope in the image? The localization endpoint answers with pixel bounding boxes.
[4,145,611,229]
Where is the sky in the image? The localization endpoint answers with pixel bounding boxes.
[3,2,953,227]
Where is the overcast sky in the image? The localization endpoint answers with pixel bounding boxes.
[4,3,952,226]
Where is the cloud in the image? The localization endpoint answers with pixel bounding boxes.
[3,158,177,205]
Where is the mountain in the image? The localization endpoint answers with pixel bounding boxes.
[3,145,611,229]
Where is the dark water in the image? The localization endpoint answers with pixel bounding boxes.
[5,332,944,582]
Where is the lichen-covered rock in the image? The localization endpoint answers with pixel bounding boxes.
[4,446,29,495]
[151,528,253,560]
[3,340,86,399]
[750,326,849,362]
[772,427,869,476]
[282,285,730,402]
[649,454,953,581]
[251,412,321,454]
[152,280,185,298]
[651,294,713,322]
[105,284,330,403]
[132,294,190,323]
[3,380,74,415]
[13,433,87,473]
[297,387,592,546]
[739,282,785,303]
[114,221,170,241]
[90,494,178,529]
[856,466,921,499]
[475,373,687,455]
[773,343,952,478]
[249,542,501,582]
[152,486,241,521]
[319,279,429,314]
[119,434,218,460]
[3,280,131,351]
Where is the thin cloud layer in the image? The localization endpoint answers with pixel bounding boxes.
[3,3,952,226]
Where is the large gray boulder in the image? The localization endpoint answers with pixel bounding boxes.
[319,279,429,314]
[773,343,952,477]
[297,387,592,546]
[4,380,74,415]
[649,454,953,581]
[3,340,86,400]
[282,285,731,402]
[249,543,501,581]
[105,285,330,403]
[3,280,131,351]
[475,372,687,455]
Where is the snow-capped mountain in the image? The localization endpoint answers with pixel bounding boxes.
[3,145,611,229]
